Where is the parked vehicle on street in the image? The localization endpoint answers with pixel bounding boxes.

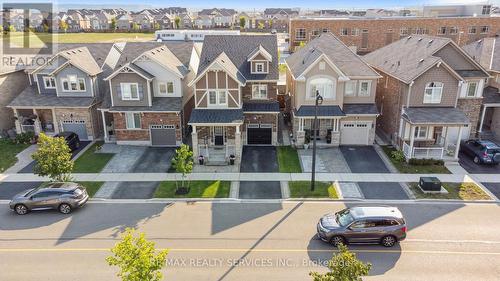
[317,206,407,247]
[460,139,500,165]
[55,131,80,151]
[9,182,89,215]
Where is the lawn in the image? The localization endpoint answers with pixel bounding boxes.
[277,146,302,173]
[0,140,30,173]
[409,182,491,200]
[382,146,451,174]
[288,181,339,198]
[154,180,231,198]
[73,142,114,173]
[77,181,104,197]
[2,32,154,46]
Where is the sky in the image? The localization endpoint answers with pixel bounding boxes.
[3,0,499,10]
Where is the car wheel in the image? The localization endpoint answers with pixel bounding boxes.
[59,203,72,214]
[14,204,28,215]
[381,235,397,247]
[473,156,480,164]
[330,236,346,247]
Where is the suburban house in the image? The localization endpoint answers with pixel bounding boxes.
[263,8,300,19]
[116,13,133,30]
[188,35,280,165]
[7,43,121,140]
[99,42,198,146]
[0,70,29,131]
[364,35,490,160]
[285,33,382,147]
[197,8,237,28]
[463,37,500,141]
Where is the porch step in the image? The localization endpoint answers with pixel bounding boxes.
[206,160,228,166]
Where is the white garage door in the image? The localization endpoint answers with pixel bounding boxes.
[340,122,371,145]
[150,125,176,146]
[62,120,88,140]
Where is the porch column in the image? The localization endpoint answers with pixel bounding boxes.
[409,125,416,159]
[52,109,59,134]
[33,109,41,135]
[454,126,463,160]
[101,110,108,142]
[296,118,305,145]
[235,125,241,160]
[191,125,198,158]
[478,105,487,134]
[13,108,21,133]
[443,126,449,149]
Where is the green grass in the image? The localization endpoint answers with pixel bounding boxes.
[409,182,491,200]
[0,140,30,173]
[288,181,339,198]
[77,181,104,197]
[382,146,451,174]
[2,32,154,46]
[154,180,231,198]
[277,146,302,173]
[73,142,114,173]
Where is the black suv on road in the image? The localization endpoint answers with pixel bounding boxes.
[460,139,500,165]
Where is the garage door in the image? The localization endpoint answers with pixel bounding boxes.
[247,124,272,145]
[340,122,370,145]
[150,125,176,146]
[62,121,88,140]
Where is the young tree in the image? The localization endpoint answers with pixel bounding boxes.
[132,22,140,31]
[8,24,16,32]
[32,133,74,182]
[258,22,265,30]
[310,244,371,281]
[239,16,246,29]
[268,19,273,28]
[154,22,160,30]
[171,144,193,190]
[59,20,68,32]
[110,17,117,30]
[174,16,181,29]
[107,228,168,281]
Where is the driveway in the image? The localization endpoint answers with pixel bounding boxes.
[482,183,500,200]
[298,148,350,173]
[458,152,500,174]
[18,141,91,174]
[240,146,278,172]
[340,146,390,173]
[357,182,410,200]
[132,147,175,173]
[239,181,282,199]
[110,182,160,199]
[0,182,42,200]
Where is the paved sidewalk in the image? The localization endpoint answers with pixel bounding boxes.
[4,145,37,173]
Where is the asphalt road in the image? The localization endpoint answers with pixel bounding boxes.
[1,201,499,281]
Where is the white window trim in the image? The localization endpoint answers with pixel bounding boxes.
[295,28,306,40]
[158,82,174,96]
[423,82,443,104]
[43,76,56,89]
[125,112,141,130]
[344,81,356,97]
[207,90,228,107]
[466,82,478,97]
[252,84,268,99]
[61,75,86,92]
[120,83,140,101]
[252,61,267,74]
[358,80,371,97]
[414,126,429,139]
[307,76,336,100]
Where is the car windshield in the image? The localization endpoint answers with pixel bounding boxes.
[335,209,355,227]
[486,148,500,154]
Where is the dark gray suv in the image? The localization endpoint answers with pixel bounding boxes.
[317,206,407,247]
[9,182,89,215]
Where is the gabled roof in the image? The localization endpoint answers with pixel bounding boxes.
[364,35,489,84]
[195,35,278,82]
[247,44,272,62]
[463,37,500,72]
[135,45,189,78]
[104,62,154,81]
[286,33,380,79]
[8,86,96,108]
[198,8,237,16]
[52,47,102,76]
[190,52,246,86]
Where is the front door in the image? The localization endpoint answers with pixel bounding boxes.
[214,126,224,146]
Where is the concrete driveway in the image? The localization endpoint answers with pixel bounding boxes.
[482,183,500,200]
[340,146,390,173]
[238,181,282,199]
[110,182,160,199]
[132,147,175,173]
[0,182,42,200]
[18,141,91,174]
[240,146,278,172]
[357,182,410,200]
[458,152,500,174]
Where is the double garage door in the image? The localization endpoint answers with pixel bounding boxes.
[247,124,272,145]
[340,122,371,145]
[150,125,176,146]
[62,120,88,140]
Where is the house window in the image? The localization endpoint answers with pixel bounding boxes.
[340,28,348,36]
[414,126,428,139]
[120,83,139,100]
[158,82,174,95]
[449,26,458,34]
[125,112,141,129]
[423,82,443,104]
[310,77,334,99]
[254,62,265,73]
[207,90,227,106]
[400,27,408,36]
[61,75,85,92]
[311,29,320,38]
[482,5,491,15]
[252,84,268,99]
[43,76,56,89]
[358,81,371,96]
[322,28,329,33]
[480,26,489,34]
[466,82,478,97]
[438,27,446,35]
[468,26,477,34]
[295,28,306,40]
[351,28,359,36]
[344,81,356,96]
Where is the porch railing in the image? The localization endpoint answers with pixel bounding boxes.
[403,142,445,159]
[402,142,411,159]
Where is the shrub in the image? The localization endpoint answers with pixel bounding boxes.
[15,132,35,144]
[390,150,405,162]
[408,158,445,166]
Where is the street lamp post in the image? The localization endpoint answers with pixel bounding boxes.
[311,90,323,191]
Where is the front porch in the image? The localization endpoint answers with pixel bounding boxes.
[292,117,342,147]
[13,108,58,136]
[191,125,242,166]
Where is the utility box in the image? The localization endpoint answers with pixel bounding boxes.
[419,177,441,191]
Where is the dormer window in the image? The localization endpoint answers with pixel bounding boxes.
[43,76,56,89]
[61,75,85,92]
[255,63,264,73]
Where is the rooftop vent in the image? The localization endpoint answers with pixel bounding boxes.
[418,38,423,42]
[397,61,400,66]
[428,39,433,44]
[419,59,424,63]
[407,36,412,40]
